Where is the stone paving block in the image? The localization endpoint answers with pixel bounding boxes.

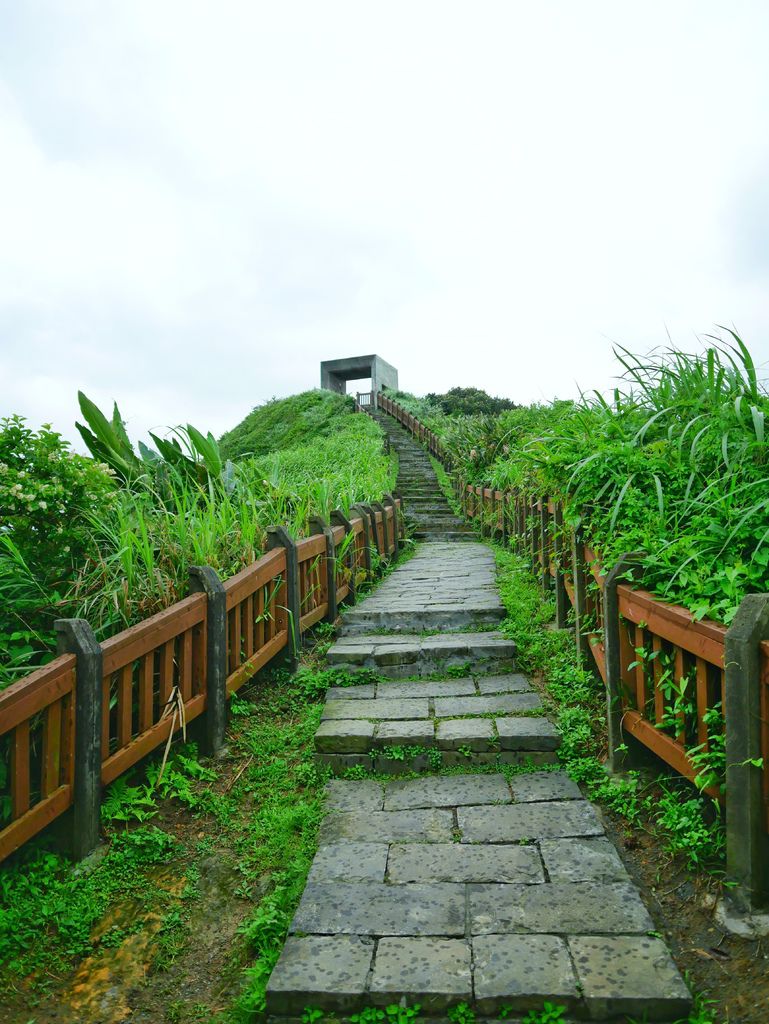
[472,934,578,1014]
[315,720,375,753]
[434,694,542,717]
[459,801,604,842]
[369,937,472,1010]
[496,717,561,750]
[476,674,533,694]
[384,773,511,810]
[376,679,476,698]
[308,843,389,883]
[509,771,582,803]
[568,934,692,1020]
[375,720,435,747]
[374,644,421,667]
[387,843,544,884]
[322,698,430,721]
[436,718,495,751]
[265,934,374,1013]
[469,881,655,935]
[326,684,377,700]
[320,808,455,844]
[291,882,466,936]
[314,752,372,774]
[540,838,630,883]
[324,779,384,813]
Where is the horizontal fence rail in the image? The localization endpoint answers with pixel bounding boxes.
[374,391,769,912]
[0,498,403,863]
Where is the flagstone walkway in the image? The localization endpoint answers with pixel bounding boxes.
[264,411,692,1022]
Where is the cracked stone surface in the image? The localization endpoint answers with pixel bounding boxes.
[473,934,578,1014]
[266,935,374,1013]
[384,773,511,810]
[459,800,604,842]
[369,937,472,1009]
[291,882,466,936]
[387,843,544,884]
[320,809,455,844]
[568,934,692,1019]
[468,881,655,934]
[540,837,630,883]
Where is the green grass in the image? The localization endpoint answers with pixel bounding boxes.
[219,389,358,461]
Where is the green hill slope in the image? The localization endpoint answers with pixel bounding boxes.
[220,389,357,460]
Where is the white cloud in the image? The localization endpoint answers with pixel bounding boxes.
[1,0,769,448]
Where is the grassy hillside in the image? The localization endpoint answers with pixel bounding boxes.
[219,389,357,460]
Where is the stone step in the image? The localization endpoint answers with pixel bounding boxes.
[266,773,692,1021]
[314,674,561,775]
[327,631,516,677]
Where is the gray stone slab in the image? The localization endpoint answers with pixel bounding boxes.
[459,801,604,842]
[308,843,389,883]
[374,644,421,666]
[320,809,455,844]
[322,698,430,720]
[436,719,495,751]
[469,881,655,935]
[434,694,542,717]
[315,720,375,753]
[509,771,582,803]
[326,684,377,700]
[388,843,544,884]
[324,779,384,813]
[291,882,466,936]
[369,937,472,1010]
[384,773,511,810]
[496,717,561,750]
[472,934,578,1014]
[540,838,630,883]
[568,934,692,1019]
[265,934,374,1013]
[375,720,435,746]
[376,679,476,698]
[477,674,533,694]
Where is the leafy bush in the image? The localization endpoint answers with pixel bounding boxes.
[0,416,114,685]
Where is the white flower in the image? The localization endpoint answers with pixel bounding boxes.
[38,501,47,510]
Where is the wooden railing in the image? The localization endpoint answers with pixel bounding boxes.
[375,393,769,911]
[0,499,403,863]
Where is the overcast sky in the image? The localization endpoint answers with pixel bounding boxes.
[2,2,769,448]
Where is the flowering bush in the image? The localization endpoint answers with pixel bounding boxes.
[0,416,114,684]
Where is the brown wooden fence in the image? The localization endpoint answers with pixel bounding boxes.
[0,499,403,863]
[374,392,769,912]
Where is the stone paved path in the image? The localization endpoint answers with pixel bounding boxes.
[266,410,692,1022]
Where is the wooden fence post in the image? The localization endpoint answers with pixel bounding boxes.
[309,516,337,624]
[267,525,300,670]
[54,618,102,860]
[371,501,390,557]
[350,504,375,576]
[539,499,552,595]
[724,594,769,915]
[552,504,569,629]
[602,554,642,773]
[331,509,356,602]
[188,566,228,756]
[383,493,400,557]
[571,527,592,664]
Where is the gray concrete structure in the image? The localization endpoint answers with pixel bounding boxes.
[320,354,398,404]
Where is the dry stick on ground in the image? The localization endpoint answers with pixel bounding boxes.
[225,756,254,793]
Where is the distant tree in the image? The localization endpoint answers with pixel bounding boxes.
[425,387,518,416]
